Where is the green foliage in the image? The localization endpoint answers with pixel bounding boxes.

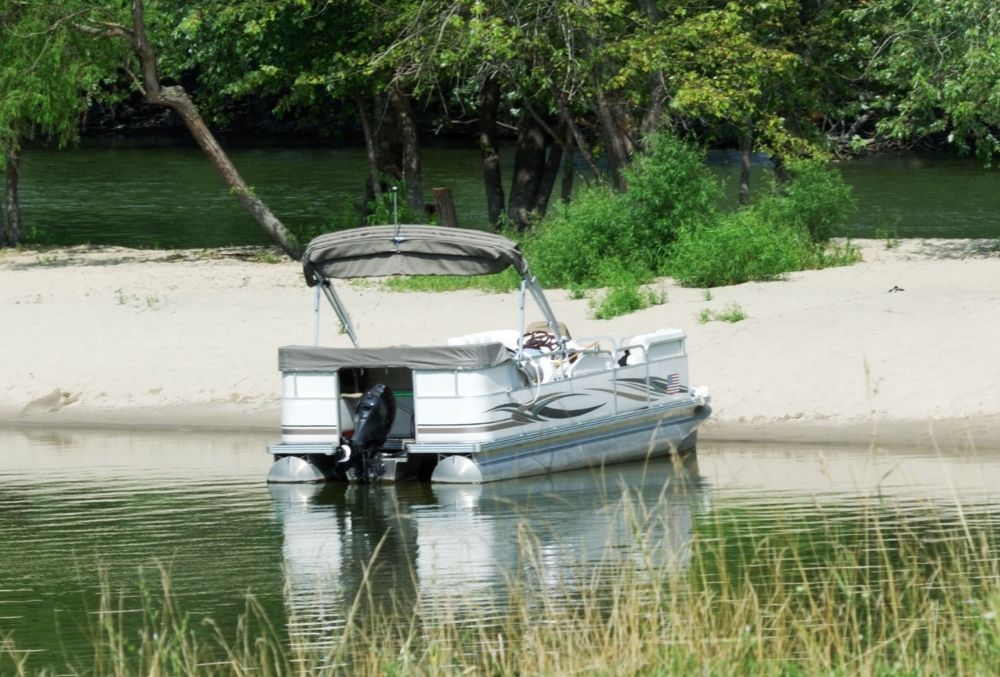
[383,269,520,294]
[526,133,860,311]
[527,132,720,290]
[365,188,431,227]
[590,280,666,320]
[671,211,814,288]
[860,0,1000,163]
[619,132,720,248]
[875,226,899,250]
[0,2,121,148]
[697,302,748,324]
[753,159,856,243]
[670,159,858,288]
[525,185,639,289]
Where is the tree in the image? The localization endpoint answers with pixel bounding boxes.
[861,0,1000,162]
[0,1,118,246]
[74,0,300,256]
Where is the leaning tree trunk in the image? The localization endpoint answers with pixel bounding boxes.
[84,0,300,257]
[388,85,425,215]
[4,140,21,246]
[507,114,547,231]
[479,75,505,229]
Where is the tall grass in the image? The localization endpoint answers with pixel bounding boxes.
[5,481,998,676]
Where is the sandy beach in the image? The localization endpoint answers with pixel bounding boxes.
[1,238,998,449]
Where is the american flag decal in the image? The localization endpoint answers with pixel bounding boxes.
[666,373,681,394]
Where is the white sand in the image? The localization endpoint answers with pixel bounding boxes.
[2,239,998,448]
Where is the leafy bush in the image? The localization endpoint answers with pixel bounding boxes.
[670,210,815,287]
[587,261,666,319]
[526,132,720,290]
[753,159,856,242]
[366,187,431,226]
[669,159,859,287]
[697,302,748,324]
[620,131,721,246]
[525,185,642,288]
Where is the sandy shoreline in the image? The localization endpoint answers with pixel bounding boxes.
[2,238,998,449]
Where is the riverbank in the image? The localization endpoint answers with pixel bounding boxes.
[1,238,998,448]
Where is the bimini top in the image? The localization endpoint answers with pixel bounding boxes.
[301,225,529,285]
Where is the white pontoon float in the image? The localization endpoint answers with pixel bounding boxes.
[267,225,711,484]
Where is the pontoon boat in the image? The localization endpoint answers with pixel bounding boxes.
[267,225,710,484]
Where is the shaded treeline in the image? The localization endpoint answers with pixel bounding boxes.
[2,0,999,252]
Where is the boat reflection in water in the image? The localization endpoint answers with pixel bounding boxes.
[268,456,708,653]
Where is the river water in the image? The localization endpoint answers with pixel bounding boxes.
[2,427,998,671]
[17,137,1000,248]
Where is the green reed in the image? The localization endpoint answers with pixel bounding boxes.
[4,480,998,676]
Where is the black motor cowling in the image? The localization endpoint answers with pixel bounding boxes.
[336,384,396,482]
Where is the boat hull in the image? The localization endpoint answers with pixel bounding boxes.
[268,401,709,484]
[428,403,708,483]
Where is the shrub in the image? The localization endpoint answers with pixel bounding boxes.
[526,132,720,290]
[587,261,666,319]
[525,185,639,288]
[753,159,856,243]
[620,132,721,252]
[669,158,859,287]
[670,210,814,287]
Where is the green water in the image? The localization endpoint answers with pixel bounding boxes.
[17,137,999,249]
[2,428,999,672]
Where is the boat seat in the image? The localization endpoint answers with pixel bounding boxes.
[447,329,521,352]
[561,348,613,378]
[619,329,685,365]
[525,320,572,339]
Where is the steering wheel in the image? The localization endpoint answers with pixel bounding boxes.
[522,330,559,352]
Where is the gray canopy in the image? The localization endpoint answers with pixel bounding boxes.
[302,225,529,285]
[279,343,511,372]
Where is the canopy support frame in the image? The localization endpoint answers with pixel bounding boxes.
[318,276,360,348]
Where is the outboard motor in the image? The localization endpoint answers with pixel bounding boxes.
[335,384,396,483]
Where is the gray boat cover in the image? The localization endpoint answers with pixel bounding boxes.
[279,343,511,372]
[301,225,529,285]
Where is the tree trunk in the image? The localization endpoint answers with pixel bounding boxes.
[561,126,575,203]
[554,92,602,180]
[592,77,630,191]
[4,140,21,246]
[432,187,458,227]
[159,86,298,253]
[637,0,666,141]
[353,92,382,202]
[0,161,5,247]
[640,77,667,141]
[534,134,563,216]
[739,125,752,206]
[479,75,505,229]
[771,154,792,185]
[388,85,425,215]
[94,0,300,257]
[507,114,547,230]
